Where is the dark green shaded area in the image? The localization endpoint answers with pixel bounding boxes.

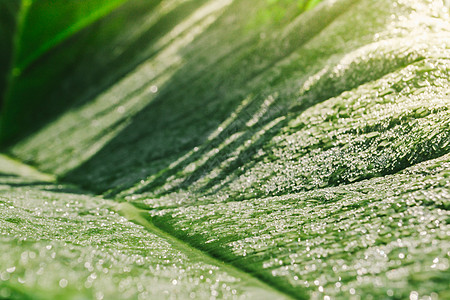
[16,0,129,71]
[0,0,131,145]
[0,0,20,110]
[0,0,208,145]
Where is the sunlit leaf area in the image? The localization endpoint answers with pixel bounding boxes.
[0,0,449,299]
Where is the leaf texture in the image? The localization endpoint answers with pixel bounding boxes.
[1,0,450,299]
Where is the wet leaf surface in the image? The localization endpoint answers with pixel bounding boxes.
[1,0,450,299]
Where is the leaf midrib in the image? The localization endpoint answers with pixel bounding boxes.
[114,201,298,299]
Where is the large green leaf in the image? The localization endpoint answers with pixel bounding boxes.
[1,0,450,299]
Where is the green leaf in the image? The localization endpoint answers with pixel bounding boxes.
[1,0,450,299]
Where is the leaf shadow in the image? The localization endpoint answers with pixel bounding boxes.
[60,0,349,198]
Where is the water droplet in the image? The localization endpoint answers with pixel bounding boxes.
[59,278,68,288]
[149,85,158,93]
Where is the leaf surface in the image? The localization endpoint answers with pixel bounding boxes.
[1,0,450,299]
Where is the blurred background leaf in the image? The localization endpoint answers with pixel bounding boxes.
[0,0,130,144]
[14,0,130,72]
